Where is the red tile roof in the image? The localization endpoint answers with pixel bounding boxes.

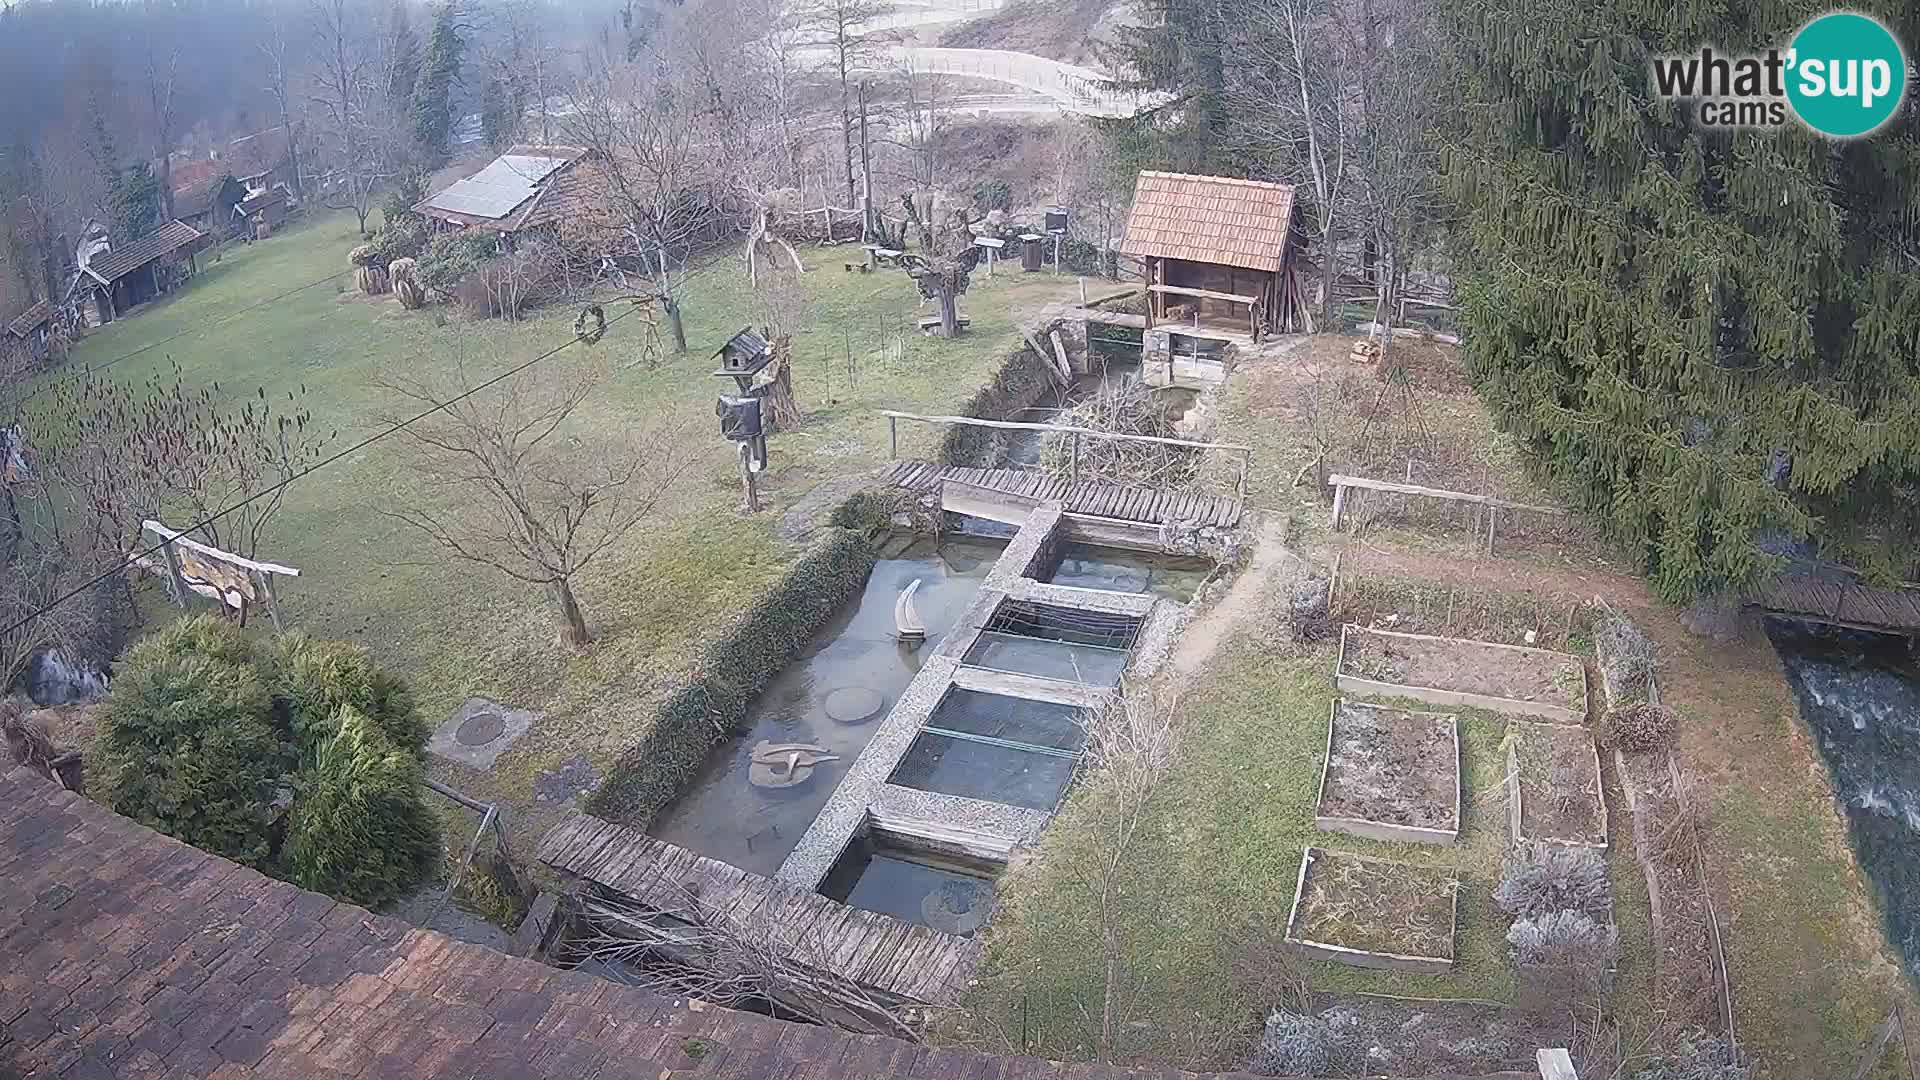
[1118,171,1297,273]
[0,766,1279,1080]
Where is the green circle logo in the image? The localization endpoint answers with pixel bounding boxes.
[1786,13,1908,137]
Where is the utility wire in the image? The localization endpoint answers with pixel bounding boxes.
[1,302,644,637]
[5,267,358,414]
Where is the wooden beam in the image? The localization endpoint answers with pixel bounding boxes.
[142,520,301,576]
[1324,474,1567,516]
[1146,283,1261,306]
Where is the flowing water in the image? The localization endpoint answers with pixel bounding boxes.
[1766,617,1920,974]
[1045,542,1213,603]
[647,535,1005,877]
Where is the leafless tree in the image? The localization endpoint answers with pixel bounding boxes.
[897,192,979,338]
[1073,679,1178,1062]
[310,0,406,235]
[141,2,184,221]
[259,4,308,199]
[871,59,949,192]
[377,351,699,647]
[1227,0,1349,331]
[790,0,898,223]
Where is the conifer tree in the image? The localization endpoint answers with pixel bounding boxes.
[1442,1,1920,601]
[413,2,464,165]
[386,2,421,121]
[1095,0,1231,172]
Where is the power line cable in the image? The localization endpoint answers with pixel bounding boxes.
[1,302,644,637]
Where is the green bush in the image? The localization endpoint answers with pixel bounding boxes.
[95,631,282,867]
[366,215,430,267]
[256,633,431,754]
[587,527,878,822]
[418,230,500,294]
[282,707,441,907]
[940,346,1058,466]
[96,614,442,904]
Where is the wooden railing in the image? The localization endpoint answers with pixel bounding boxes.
[1325,473,1566,551]
[879,409,1253,496]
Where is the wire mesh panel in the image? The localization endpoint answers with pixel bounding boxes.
[889,732,1077,811]
[925,688,1088,752]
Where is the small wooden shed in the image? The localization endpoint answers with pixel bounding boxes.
[1118,171,1304,340]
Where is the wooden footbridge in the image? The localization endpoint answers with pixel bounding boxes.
[537,813,981,1006]
[880,410,1248,531]
[1753,575,1920,636]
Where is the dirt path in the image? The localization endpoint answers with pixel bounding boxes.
[1168,514,1295,679]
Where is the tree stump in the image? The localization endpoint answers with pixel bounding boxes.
[751,334,803,433]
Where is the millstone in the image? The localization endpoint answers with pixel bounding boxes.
[823,686,886,725]
[455,711,507,746]
[921,880,991,935]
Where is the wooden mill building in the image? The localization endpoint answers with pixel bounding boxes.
[1118,170,1304,343]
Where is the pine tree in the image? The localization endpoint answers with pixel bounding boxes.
[386,2,421,119]
[479,77,510,151]
[1094,0,1231,172]
[1442,1,1920,602]
[413,2,464,165]
[111,162,161,241]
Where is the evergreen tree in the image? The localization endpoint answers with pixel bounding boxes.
[386,2,421,119]
[413,2,464,165]
[1442,1,1920,601]
[479,76,511,151]
[1094,0,1231,172]
[110,161,161,241]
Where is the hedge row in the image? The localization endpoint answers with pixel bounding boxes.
[585,526,880,824]
[939,343,1059,467]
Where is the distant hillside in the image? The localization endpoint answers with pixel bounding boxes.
[936,0,1133,67]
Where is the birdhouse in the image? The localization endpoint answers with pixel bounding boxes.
[1044,208,1070,235]
[712,327,772,391]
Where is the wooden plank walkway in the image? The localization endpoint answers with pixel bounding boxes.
[1754,576,1920,634]
[536,813,980,1005]
[885,460,1244,529]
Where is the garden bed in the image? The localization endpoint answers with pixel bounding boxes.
[1282,847,1460,974]
[1313,700,1460,845]
[1506,722,1608,848]
[1336,624,1588,724]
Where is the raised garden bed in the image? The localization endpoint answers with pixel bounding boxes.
[1507,721,1608,848]
[1336,624,1588,724]
[1313,700,1460,845]
[1282,847,1460,974]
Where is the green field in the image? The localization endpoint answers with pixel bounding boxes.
[57,210,1080,843]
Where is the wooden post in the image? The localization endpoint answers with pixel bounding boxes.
[255,569,283,633]
[739,442,761,513]
[1487,506,1498,554]
[1536,1049,1578,1080]
[1052,233,1061,274]
[159,538,188,607]
[888,415,898,459]
[1237,450,1249,499]
[1078,276,1087,305]
[1331,483,1347,532]
[1069,432,1081,488]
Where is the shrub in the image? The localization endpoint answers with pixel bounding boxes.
[972,179,1012,212]
[1244,1010,1339,1077]
[255,633,431,755]
[588,527,878,822]
[1595,607,1656,705]
[382,169,428,226]
[282,707,441,907]
[1631,1031,1751,1080]
[1506,909,1618,969]
[141,612,256,667]
[418,230,500,295]
[1493,842,1611,919]
[367,215,429,267]
[1603,701,1678,752]
[95,632,282,867]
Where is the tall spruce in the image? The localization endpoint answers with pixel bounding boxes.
[386,2,421,120]
[1094,0,1231,172]
[413,2,464,165]
[1442,0,1920,601]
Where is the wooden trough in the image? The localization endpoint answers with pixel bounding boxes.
[1312,699,1461,846]
[1282,847,1460,975]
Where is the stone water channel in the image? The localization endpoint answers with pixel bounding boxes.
[1767,617,1920,975]
[647,507,1209,935]
[1002,357,1197,468]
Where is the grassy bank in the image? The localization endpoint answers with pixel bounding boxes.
[57,209,1080,846]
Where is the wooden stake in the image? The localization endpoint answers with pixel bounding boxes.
[739,442,760,513]
[1331,483,1348,532]
[888,416,898,460]
[159,538,187,608]
[1069,432,1081,488]
[256,569,284,633]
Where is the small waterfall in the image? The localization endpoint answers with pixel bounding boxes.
[1768,618,1920,974]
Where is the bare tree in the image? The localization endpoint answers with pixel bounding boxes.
[1227,0,1349,331]
[790,0,897,224]
[310,0,405,235]
[897,192,979,338]
[141,2,183,222]
[871,59,948,192]
[259,4,308,199]
[1073,679,1178,1062]
[377,352,699,647]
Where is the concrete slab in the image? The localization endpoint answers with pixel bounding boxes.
[429,697,538,771]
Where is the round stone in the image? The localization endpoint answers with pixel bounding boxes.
[455,711,507,746]
[922,880,991,935]
[823,686,886,725]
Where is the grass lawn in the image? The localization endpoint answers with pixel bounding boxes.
[56,208,1081,849]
